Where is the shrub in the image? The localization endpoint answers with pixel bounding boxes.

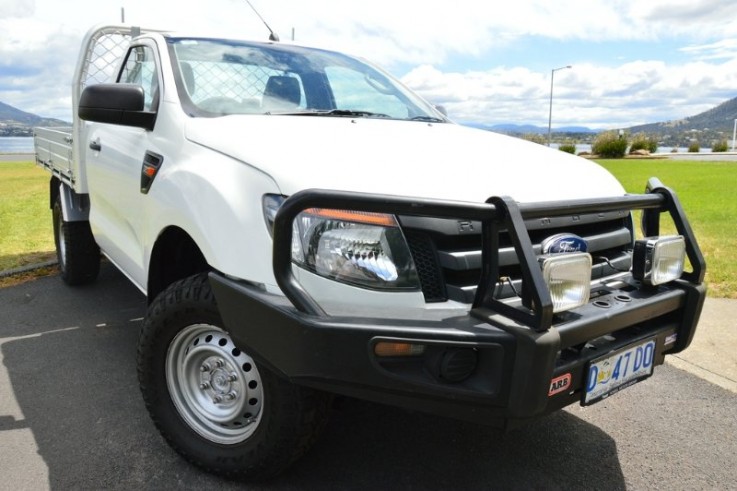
[629,132,658,154]
[712,139,729,152]
[592,130,628,158]
[558,143,576,154]
[688,141,700,153]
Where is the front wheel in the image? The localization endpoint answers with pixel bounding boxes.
[137,274,331,480]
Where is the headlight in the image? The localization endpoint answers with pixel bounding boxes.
[633,235,686,286]
[539,252,592,313]
[263,195,420,291]
[293,208,420,290]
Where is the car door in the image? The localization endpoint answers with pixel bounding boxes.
[86,41,163,290]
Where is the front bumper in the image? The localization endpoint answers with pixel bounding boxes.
[210,179,706,428]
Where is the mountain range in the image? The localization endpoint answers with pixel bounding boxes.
[462,122,597,134]
[462,95,737,143]
[0,101,68,136]
[629,96,737,135]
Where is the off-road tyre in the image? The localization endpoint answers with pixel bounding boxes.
[137,273,331,480]
[52,193,100,285]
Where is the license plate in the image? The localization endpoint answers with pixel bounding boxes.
[583,338,656,405]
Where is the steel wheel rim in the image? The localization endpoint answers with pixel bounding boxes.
[166,324,263,444]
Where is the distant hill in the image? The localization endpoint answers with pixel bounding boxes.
[461,122,596,134]
[0,101,68,135]
[463,95,737,148]
[490,123,596,134]
[629,96,737,136]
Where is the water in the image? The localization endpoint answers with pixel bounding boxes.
[0,137,34,153]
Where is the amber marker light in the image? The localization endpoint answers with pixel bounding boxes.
[303,208,398,227]
[374,341,426,357]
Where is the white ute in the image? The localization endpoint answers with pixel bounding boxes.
[35,25,706,480]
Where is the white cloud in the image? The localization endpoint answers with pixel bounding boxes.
[680,39,737,61]
[2,0,737,126]
[0,0,35,17]
[403,57,737,129]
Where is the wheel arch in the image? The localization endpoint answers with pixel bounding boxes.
[148,226,210,303]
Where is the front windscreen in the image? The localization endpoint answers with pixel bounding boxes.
[168,38,444,122]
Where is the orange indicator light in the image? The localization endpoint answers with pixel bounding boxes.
[374,341,425,357]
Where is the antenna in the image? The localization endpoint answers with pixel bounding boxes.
[244,0,279,42]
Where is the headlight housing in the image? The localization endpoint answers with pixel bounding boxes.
[263,196,420,291]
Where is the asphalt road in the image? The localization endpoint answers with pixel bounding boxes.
[1,264,736,490]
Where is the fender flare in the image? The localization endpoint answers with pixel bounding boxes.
[56,182,91,222]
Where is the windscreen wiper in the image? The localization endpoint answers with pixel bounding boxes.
[409,115,445,122]
[275,109,392,118]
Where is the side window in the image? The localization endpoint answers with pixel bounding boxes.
[119,45,159,112]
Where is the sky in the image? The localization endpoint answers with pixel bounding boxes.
[1,0,737,129]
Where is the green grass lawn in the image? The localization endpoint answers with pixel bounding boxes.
[1,158,735,298]
[597,159,736,298]
[0,161,55,271]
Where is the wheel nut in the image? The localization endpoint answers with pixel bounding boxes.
[228,374,238,382]
[199,382,211,390]
[200,363,212,372]
[226,391,238,401]
[213,395,223,404]
[215,359,225,368]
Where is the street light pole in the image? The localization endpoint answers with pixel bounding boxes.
[547,65,572,147]
[732,118,736,152]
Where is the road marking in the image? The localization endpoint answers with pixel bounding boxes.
[0,326,80,344]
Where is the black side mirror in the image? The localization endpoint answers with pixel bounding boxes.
[79,84,156,130]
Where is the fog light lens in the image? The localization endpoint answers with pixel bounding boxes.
[539,253,592,313]
[633,236,686,286]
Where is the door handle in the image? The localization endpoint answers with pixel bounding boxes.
[89,140,101,151]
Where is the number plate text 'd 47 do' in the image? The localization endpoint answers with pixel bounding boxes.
[584,339,656,405]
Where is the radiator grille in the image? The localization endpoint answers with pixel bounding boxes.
[400,212,633,304]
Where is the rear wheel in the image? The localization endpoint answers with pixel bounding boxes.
[137,273,331,480]
[52,193,100,285]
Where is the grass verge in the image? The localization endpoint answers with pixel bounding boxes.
[0,161,55,271]
[596,159,736,298]
[0,265,58,289]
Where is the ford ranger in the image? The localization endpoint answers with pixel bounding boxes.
[34,25,706,480]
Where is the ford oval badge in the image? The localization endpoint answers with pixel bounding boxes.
[542,233,588,254]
